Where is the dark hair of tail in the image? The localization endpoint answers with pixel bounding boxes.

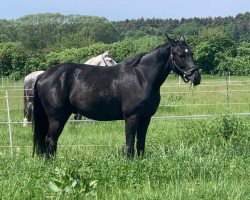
[32,78,49,157]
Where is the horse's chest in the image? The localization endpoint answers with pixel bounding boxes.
[141,94,160,115]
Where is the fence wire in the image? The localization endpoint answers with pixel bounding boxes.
[0,78,249,152]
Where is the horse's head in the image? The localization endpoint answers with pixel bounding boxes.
[102,51,117,66]
[167,35,201,86]
[85,51,117,66]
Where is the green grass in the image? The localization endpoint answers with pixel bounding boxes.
[0,75,249,199]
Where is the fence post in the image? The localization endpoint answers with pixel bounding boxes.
[225,72,230,112]
[5,90,13,155]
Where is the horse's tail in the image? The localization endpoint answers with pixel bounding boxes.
[33,78,48,157]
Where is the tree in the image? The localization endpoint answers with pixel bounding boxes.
[81,20,119,43]
[172,22,201,36]
[217,42,250,75]
[54,32,94,50]
[0,42,29,77]
[194,28,236,74]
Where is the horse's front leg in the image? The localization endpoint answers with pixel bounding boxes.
[124,115,139,158]
[137,116,151,157]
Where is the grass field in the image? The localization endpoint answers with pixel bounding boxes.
[0,75,249,199]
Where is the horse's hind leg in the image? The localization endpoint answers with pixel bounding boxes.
[45,116,69,159]
[23,98,29,127]
[136,116,151,157]
[27,103,33,122]
[23,108,28,127]
[23,102,32,126]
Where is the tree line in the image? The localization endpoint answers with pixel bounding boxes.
[0,12,249,78]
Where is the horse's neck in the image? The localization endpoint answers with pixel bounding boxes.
[85,55,103,65]
[84,58,94,64]
[138,48,171,89]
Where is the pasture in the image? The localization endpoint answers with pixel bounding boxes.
[0,75,249,199]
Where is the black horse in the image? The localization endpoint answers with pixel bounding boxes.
[33,35,201,159]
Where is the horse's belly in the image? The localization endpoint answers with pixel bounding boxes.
[80,111,123,121]
[72,100,123,121]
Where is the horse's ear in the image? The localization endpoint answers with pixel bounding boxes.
[104,51,109,56]
[165,33,176,44]
[179,36,186,43]
[165,33,173,41]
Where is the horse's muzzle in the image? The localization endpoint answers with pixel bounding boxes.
[184,67,201,86]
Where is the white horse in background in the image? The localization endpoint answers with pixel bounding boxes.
[85,51,117,66]
[23,51,117,126]
[23,71,44,126]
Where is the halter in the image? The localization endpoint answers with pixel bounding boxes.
[102,54,109,66]
[170,46,199,82]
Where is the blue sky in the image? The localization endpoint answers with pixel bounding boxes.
[0,0,249,21]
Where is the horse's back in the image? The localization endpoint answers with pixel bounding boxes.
[24,71,44,101]
[24,70,44,92]
[40,62,119,84]
[24,71,44,82]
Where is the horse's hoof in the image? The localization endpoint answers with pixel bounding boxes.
[23,118,28,127]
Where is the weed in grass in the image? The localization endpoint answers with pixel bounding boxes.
[48,165,98,198]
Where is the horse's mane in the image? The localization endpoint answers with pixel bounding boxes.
[122,41,172,70]
[122,53,147,70]
[154,41,172,54]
